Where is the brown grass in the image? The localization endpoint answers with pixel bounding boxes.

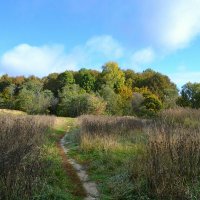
[78,109,200,199]
[145,109,200,199]
[159,107,200,127]
[79,115,148,152]
[79,115,148,136]
[0,114,55,199]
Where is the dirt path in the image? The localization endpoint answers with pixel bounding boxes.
[60,135,99,200]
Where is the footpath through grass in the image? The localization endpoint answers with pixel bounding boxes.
[64,119,147,200]
[37,117,84,200]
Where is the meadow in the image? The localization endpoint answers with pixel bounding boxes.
[1,108,200,200]
[65,108,200,200]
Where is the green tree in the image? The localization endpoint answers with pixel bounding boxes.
[75,69,96,92]
[26,75,42,86]
[0,84,16,109]
[16,81,54,114]
[57,84,105,117]
[57,84,85,116]
[101,62,125,91]
[57,71,75,89]
[43,73,59,96]
[123,69,138,88]
[0,74,13,93]
[100,85,123,115]
[142,93,162,115]
[135,69,178,105]
[177,82,200,108]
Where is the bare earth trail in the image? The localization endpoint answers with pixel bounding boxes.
[60,134,99,200]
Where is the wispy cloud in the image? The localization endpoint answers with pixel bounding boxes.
[140,0,200,51]
[85,35,124,59]
[129,47,155,69]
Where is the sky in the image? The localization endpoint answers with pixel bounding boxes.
[1,0,200,88]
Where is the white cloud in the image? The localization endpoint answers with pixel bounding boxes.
[130,47,155,68]
[0,35,155,77]
[162,0,200,50]
[0,44,72,77]
[145,0,200,51]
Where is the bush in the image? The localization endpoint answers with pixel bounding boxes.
[132,92,162,117]
[100,85,124,115]
[58,93,106,117]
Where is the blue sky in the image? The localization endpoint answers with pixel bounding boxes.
[1,0,200,88]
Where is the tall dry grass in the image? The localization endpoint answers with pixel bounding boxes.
[0,114,55,200]
[80,115,148,135]
[147,124,200,199]
[79,109,200,199]
[79,115,148,152]
[145,109,200,199]
[159,107,200,127]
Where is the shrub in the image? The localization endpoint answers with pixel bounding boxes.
[99,85,124,115]
[132,90,163,117]
[58,91,106,117]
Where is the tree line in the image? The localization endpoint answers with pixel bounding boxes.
[0,62,197,117]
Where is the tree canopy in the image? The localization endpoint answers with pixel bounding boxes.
[0,62,181,117]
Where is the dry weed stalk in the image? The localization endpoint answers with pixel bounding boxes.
[0,114,55,199]
[79,115,148,136]
[146,109,200,199]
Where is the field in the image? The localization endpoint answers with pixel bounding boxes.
[1,108,200,199]
[65,108,200,200]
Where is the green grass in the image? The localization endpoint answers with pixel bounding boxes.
[32,117,82,200]
[64,129,148,200]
